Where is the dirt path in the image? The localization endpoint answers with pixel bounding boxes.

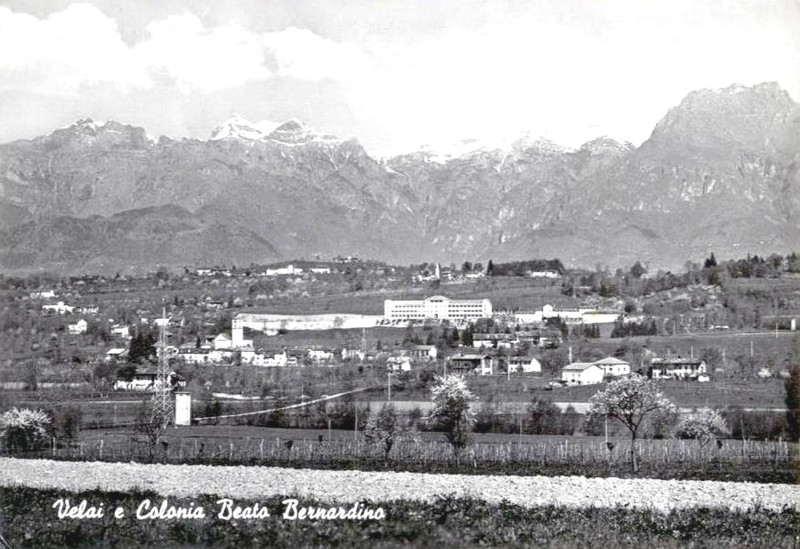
[1,458,797,512]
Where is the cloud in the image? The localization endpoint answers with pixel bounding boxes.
[0,4,372,95]
[134,14,270,93]
[0,4,149,93]
[262,27,374,82]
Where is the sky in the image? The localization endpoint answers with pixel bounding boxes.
[1,0,798,156]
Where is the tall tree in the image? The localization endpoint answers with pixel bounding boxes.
[425,375,476,458]
[588,374,676,472]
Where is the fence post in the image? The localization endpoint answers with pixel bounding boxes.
[100,439,104,460]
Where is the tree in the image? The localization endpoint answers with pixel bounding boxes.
[630,261,647,279]
[588,374,676,472]
[461,324,474,347]
[129,330,156,363]
[0,408,52,453]
[786,367,800,442]
[425,375,476,457]
[674,408,730,446]
[526,398,562,435]
[362,404,408,463]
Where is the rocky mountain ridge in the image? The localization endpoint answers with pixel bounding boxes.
[0,82,797,274]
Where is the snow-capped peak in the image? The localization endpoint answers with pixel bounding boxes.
[210,114,280,141]
[385,133,570,163]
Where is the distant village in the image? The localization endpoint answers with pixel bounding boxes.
[19,273,746,392]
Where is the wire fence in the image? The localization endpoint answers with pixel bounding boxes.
[2,435,794,481]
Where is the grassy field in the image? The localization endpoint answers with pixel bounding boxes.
[2,486,797,549]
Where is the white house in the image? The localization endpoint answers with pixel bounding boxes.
[214,332,233,350]
[651,358,707,380]
[179,349,212,364]
[308,348,336,362]
[68,319,88,335]
[507,356,542,374]
[110,325,130,339]
[113,370,186,391]
[387,356,412,372]
[528,271,560,278]
[105,348,129,361]
[249,350,288,367]
[403,345,438,361]
[342,348,366,361]
[593,357,631,378]
[265,264,304,276]
[449,353,495,376]
[42,302,74,315]
[561,363,605,385]
[309,267,332,274]
[29,290,56,299]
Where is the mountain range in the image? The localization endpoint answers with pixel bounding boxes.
[0,82,798,274]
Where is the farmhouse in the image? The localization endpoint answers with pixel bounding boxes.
[651,358,708,380]
[387,356,412,372]
[251,350,289,367]
[42,301,74,315]
[68,319,88,334]
[384,296,492,321]
[308,348,336,362]
[110,324,130,339]
[507,356,542,374]
[342,348,365,361]
[448,353,495,376]
[593,357,631,377]
[403,345,438,361]
[113,370,186,391]
[561,362,604,385]
[105,348,129,361]
[214,332,233,350]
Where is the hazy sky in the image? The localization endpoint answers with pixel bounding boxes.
[1,0,798,155]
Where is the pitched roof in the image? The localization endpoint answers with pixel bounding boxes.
[593,357,629,366]
[562,362,599,371]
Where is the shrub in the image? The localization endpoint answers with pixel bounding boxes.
[675,408,730,446]
[0,408,52,453]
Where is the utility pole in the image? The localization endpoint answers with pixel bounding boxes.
[387,370,392,402]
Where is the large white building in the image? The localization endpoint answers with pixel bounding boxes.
[384,296,492,321]
[515,304,621,325]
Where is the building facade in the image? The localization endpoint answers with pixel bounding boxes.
[384,296,492,321]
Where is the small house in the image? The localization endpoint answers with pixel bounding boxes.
[214,332,233,350]
[507,356,542,374]
[68,319,88,335]
[449,353,495,376]
[593,357,631,378]
[387,356,412,372]
[561,362,604,385]
[404,345,438,361]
